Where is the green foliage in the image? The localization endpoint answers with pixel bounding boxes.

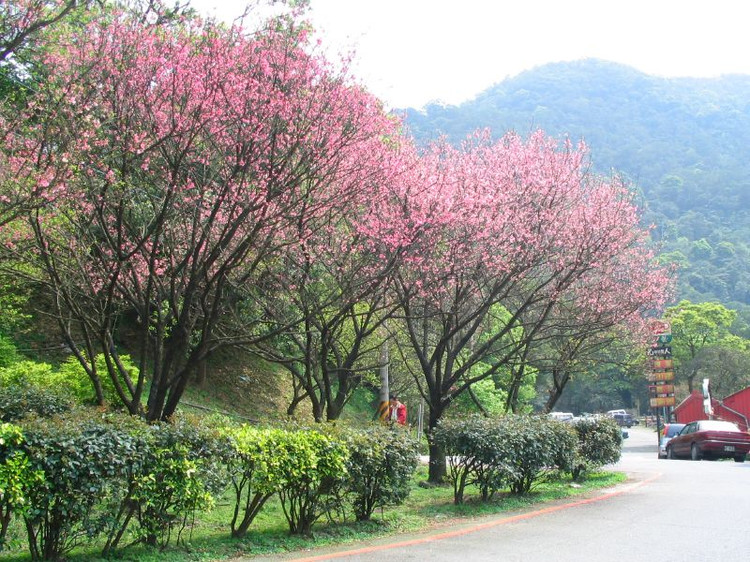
[0,360,55,387]
[433,415,577,502]
[0,354,139,409]
[485,415,575,496]
[19,413,142,561]
[568,417,622,481]
[275,428,349,535]
[122,416,228,550]
[0,361,84,420]
[0,423,42,550]
[220,425,288,538]
[433,416,503,504]
[449,378,508,417]
[665,300,739,389]
[55,354,130,406]
[129,444,213,549]
[0,272,32,338]
[339,425,420,521]
[0,335,19,369]
[692,345,750,397]
[9,412,227,559]
[0,384,72,422]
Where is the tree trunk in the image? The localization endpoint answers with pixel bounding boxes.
[505,362,527,413]
[544,367,570,413]
[195,360,207,386]
[686,368,698,393]
[427,439,446,483]
[427,405,447,483]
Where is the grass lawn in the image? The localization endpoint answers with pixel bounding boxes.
[0,467,625,561]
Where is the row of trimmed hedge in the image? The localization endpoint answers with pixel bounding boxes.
[0,410,420,561]
[1,379,622,561]
[433,415,622,503]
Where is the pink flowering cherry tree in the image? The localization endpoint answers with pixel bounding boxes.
[390,131,673,482]
[6,2,405,420]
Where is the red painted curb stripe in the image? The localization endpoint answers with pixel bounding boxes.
[288,473,662,561]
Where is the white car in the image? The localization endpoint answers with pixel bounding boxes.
[607,409,628,416]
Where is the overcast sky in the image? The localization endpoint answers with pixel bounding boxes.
[190,0,750,109]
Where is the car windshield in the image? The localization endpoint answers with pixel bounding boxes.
[665,424,685,437]
[698,420,741,432]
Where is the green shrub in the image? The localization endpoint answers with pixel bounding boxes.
[100,414,228,555]
[123,416,225,550]
[433,416,507,504]
[0,363,74,422]
[0,423,43,551]
[546,419,579,476]
[0,361,55,388]
[0,359,114,415]
[144,414,229,499]
[433,415,577,501]
[219,424,286,538]
[0,384,72,422]
[20,413,140,561]
[340,425,420,520]
[0,355,140,409]
[569,417,622,481]
[275,429,349,536]
[129,444,213,549]
[493,415,576,495]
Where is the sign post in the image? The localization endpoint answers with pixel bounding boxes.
[647,320,674,453]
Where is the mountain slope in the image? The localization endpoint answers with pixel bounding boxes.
[402,59,750,323]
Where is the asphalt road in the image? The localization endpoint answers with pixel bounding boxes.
[260,424,750,562]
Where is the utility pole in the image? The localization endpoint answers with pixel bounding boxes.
[377,339,389,422]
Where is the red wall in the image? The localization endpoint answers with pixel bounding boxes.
[717,387,750,431]
[673,388,750,431]
[673,391,709,424]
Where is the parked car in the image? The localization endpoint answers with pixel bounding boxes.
[549,412,574,423]
[658,423,686,459]
[607,409,635,428]
[665,420,750,462]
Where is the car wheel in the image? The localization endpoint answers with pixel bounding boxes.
[691,443,702,461]
[734,455,746,463]
[667,446,676,460]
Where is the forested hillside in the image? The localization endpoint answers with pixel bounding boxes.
[403,59,750,328]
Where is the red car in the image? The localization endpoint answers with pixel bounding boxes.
[666,420,750,462]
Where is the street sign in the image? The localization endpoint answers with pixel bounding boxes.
[649,384,675,394]
[652,359,673,369]
[647,370,674,382]
[650,396,676,408]
[648,346,672,358]
[654,334,673,344]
